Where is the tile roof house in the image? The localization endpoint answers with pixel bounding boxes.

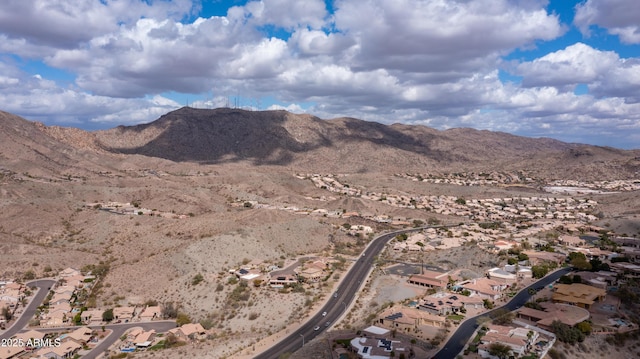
[81,309,103,324]
[297,266,325,282]
[0,346,24,359]
[62,275,86,288]
[133,329,156,347]
[376,306,445,330]
[113,306,137,322]
[268,274,298,287]
[139,305,162,321]
[418,293,483,316]
[459,278,508,300]
[552,283,606,309]
[516,302,590,329]
[406,270,449,289]
[49,302,72,314]
[50,293,73,306]
[43,309,68,327]
[478,325,538,359]
[64,326,93,345]
[13,329,46,343]
[170,323,207,340]
[558,235,586,247]
[37,340,81,359]
[523,251,566,266]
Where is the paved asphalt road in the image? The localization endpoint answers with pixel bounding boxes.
[432,267,572,359]
[255,226,435,359]
[0,279,56,340]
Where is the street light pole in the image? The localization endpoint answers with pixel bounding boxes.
[299,333,304,347]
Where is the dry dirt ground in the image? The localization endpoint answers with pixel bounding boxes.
[2,161,640,358]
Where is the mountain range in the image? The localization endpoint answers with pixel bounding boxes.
[1,107,639,179]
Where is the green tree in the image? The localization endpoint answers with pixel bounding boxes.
[551,320,585,344]
[23,270,36,281]
[570,256,592,271]
[2,306,12,321]
[191,273,204,286]
[576,321,592,335]
[531,265,549,279]
[488,342,511,359]
[492,309,514,326]
[559,275,573,284]
[102,308,114,322]
[162,302,178,319]
[176,312,191,326]
[74,312,82,325]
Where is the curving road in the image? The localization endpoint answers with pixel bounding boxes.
[432,267,572,359]
[255,226,441,359]
[0,279,56,340]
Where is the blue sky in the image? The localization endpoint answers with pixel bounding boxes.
[0,0,639,148]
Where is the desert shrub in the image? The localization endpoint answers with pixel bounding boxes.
[551,320,584,344]
[191,273,204,286]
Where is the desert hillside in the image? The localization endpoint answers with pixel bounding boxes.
[1,108,639,358]
[83,107,640,178]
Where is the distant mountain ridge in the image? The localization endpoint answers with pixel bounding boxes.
[1,108,639,179]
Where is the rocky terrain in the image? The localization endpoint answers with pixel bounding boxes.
[1,108,639,357]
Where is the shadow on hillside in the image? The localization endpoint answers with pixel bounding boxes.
[104,107,454,166]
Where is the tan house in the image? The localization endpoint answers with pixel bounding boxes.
[44,309,68,327]
[523,251,566,266]
[268,274,298,287]
[61,275,86,288]
[50,293,73,306]
[113,306,137,322]
[419,293,483,315]
[407,270,449,290]
[139,305,162,321]
[478,325,538,358]
[170,323,207,340]
[376,306,445,330]
[81,309,103,324]
[13,329,46,345]
[37,340,81,359]
[64,327,93,345]
[559,235,586,247]
[50,302,72,315]
[517,302,590,330]
[552,283,606,309]
[297,267,324,282]
[0,346,24,359]
[459,278,508,300]
[133,329,156,347]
